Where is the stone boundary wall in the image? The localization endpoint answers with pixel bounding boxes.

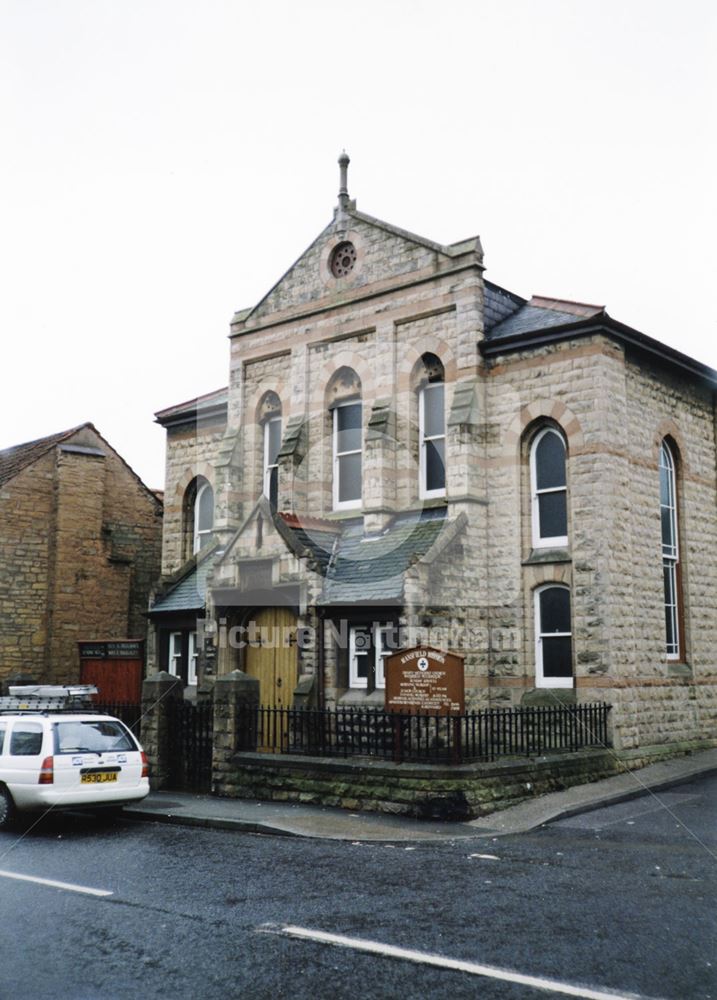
[215,739,716,820]
[141,672,716,818]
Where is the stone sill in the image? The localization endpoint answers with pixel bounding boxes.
[667,661,693,678]
[522,548,571,565]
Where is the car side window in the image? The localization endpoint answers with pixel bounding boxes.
[0,723,6,754]
[9,722,44,756]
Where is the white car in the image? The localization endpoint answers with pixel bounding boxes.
[0,708,150,829]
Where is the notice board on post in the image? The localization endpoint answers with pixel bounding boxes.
[79,640,144,704]
[384,645,464,715]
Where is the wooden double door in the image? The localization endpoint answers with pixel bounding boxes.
[244,607,297,708]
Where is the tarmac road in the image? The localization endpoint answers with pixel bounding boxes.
[0,773,715,1000]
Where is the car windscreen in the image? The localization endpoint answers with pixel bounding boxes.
[53,720,136,754]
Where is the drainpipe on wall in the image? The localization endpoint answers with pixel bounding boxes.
[318,608,325,710]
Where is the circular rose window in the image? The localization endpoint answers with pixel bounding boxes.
[330,241,357,278]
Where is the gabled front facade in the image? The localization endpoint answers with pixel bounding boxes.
[150,155,717,751]
[0,423,163,687]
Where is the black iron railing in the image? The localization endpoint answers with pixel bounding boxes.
[238,702,611,765]
[95,702,143,736]
[166,700,214,793]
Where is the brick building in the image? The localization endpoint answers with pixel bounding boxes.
[0,423,163,687]
[149,154,717,751]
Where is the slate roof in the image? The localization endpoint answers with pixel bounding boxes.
[277,513,338,573]
[151,553,215,614]
[0,425,87,486]
[483,281,524,331]
[154,387,228,428]
[321,508,449,604]
[488,303,583,339]
[487,295,605,341]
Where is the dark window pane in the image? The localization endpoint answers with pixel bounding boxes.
[266,419,282,466]
[540,587,571,633]
[536,432,566,490]
[425,439,445,492]
[354,653,369,679]
[338,452,362,503]
[422,384,445,438]
[268,466,278,511]
[353,627,371,652]
[10,724,43,756]
[661,506,675,553]
[336,403,362,453]
[659,462,672,508]
[538,490,567,538]
[663,563,678,653]
[542,636,573,677]
[197,485,214,531]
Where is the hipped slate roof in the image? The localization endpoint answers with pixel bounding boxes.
[484,288,605,340]
[321,509,449,604]
[151,552,215,613]
[0,425,88,486]
[155,387,228,429]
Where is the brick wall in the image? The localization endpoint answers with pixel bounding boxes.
[0,427,162,686]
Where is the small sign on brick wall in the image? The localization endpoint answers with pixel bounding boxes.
[384,645,465,715]
[79,640,143,659]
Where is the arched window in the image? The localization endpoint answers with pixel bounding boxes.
[660,440,682,659]
[530,427,568,547]
[417,353,445,499]
[259,392,282,510]
[328,368,362,511]
[188,478,213,555]
[534,584,573,688]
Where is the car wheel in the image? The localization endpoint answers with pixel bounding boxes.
[0,786,15,830]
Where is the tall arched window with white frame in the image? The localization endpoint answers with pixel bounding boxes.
[419,384,445,498]
[193,480,214,554]
[258,391,282,510]
[327,367,363,511]
[332,405,361,511]
[534,584,573,688]
[660,440,681,660]
[417,353,446,499]
[263,415,282,510]
[530,427,568,547]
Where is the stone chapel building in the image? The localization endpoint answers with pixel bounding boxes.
[149,154,717,752]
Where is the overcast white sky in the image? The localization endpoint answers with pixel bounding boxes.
[1,0,715,488]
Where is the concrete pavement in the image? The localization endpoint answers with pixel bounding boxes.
[123,745,717,841]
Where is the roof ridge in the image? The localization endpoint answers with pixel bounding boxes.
[529,295,604,317]
[0,423,93,486]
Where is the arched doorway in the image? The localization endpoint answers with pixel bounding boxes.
[244,607,298,708]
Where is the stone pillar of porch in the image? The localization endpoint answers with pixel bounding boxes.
[212,669,260,796]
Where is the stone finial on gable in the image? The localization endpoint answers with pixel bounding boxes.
[335,150,355,228]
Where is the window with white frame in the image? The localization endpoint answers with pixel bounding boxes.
[349,624,398,689]
[263,415,282,510]
[168,631,182,677]
[168,630,199,685]
[530,428,568,547]
[660,440,681,659]
[188,631,198,686]
[333,400,362,510]
[534,585,573,687]
[193,481,214,554]
[419,382,446,498]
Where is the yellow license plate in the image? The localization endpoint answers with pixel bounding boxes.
[81,772,118,784]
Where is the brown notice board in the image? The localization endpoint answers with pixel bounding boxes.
[384,645,465,715]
